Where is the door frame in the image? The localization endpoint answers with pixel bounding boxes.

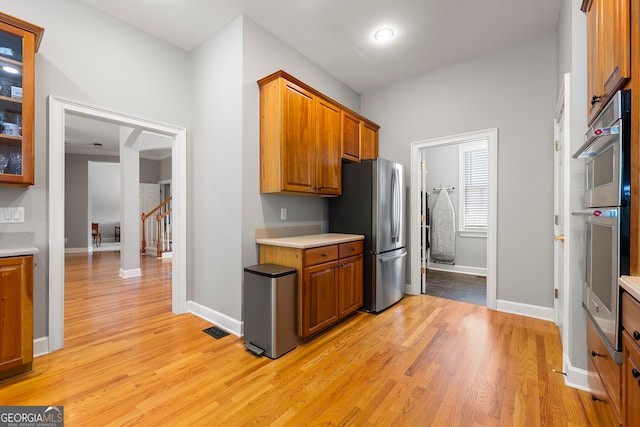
[409,128,498,309]
[48,96,188,352]
[553,73,571,355]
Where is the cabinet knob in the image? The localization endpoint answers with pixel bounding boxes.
[321,253,327,257]
[633,330,640,341]
[633,368,640,379]
[591,350,601,358]
[591,394,600,402]
[591,95,602,106]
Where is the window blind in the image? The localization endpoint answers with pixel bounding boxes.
[463,149,488,229]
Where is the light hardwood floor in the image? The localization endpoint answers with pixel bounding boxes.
[0,253,597,426]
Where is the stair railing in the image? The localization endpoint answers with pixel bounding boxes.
[141,196,172,256]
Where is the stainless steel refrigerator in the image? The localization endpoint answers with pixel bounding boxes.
[329,158,406,312]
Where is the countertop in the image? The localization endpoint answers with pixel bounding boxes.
[0,232,39,257]
[620,275,640,302]
[256,233,364,249]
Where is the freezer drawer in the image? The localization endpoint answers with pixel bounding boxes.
[373,249,406,312]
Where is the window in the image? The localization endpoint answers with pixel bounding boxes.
[459,141,488,236]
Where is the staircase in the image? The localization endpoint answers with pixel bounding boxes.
[141,196,172,258]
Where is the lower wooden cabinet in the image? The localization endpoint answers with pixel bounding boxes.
[0,255,33,381]
[259,239,363,339]
[303,260,339,337]
[622,291,640,426]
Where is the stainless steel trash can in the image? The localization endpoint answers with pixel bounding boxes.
[243,264,297,359]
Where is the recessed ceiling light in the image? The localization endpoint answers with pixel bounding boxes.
[2,66,19,74]
[374,28,394,42]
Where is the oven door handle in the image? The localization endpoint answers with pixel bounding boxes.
[572,210,595,216]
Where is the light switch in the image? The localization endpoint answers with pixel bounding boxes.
[0,207,25,223]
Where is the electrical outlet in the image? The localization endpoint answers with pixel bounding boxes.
[280,208,287,220]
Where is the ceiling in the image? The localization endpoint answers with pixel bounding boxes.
[67,0,562,156]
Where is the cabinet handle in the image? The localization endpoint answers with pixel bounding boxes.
[591,350,601,358]
[633,368,640,379]
[591,95,602,106]
[591,394,600,402]
[321,253,327,257]
[634,330,640,341]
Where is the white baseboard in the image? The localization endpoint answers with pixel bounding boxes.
[65,247,88,254]
[563,353,590,392]
[119,268,142,278]
[496,299,554,322]
[34,336,49,357]
[427,263,487,277]
[188,300,243,337]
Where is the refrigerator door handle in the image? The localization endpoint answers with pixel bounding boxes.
[391,168,399,242]
[380,250,407,262]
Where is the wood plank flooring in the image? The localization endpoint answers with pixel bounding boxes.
[0,252,598,426]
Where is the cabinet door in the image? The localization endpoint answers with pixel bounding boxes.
[585,0,602,122]
[585,0,630,123]
[315,98,341,195]
[302,261,338,337]
[0,22,36,186]
[338,254,363,317]
[361,121,379,160]
[341,111,360,162]
[623,332,640,426]
[282,80,316,193]
[0,256,32,375]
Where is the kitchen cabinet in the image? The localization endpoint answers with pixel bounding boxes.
[257,234,364,339]
[0,255,33,381]
[341,111,360,162]
[258,70,380,195]
[0,13,44,186]
[315,97,342,195]
[622,291,640,426]
[360,120,379,160]
[582,0,630,123]
[586,316,622,425]
[337,241,363,317]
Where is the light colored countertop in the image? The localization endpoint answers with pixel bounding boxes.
[256,233,364,249]
[620,276,640,302]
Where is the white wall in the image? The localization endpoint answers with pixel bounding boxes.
[362,33,557,308]
[0,0,190,338]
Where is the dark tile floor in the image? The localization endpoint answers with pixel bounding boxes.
[424,269,486,306]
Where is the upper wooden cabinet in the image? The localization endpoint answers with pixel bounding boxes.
[0,13,44,186]
[341,110,360,162]
[361,120,379,160]
[258,70,380,195]
[583,0,630,123]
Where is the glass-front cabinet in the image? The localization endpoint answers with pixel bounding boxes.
[0,12,43,186]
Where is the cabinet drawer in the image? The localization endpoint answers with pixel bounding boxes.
[588,355,622,426]
[304,245,338,266]
[622,331,640,426]
[339,240,363,258]
[587,316,621,415]
[622,291,640,340]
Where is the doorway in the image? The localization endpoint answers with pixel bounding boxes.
[410,129,497,309]
[48,96,187,353]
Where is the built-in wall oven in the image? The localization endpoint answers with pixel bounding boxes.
[573,89,630,363]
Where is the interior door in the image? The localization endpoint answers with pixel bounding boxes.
[553,76,570,348]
